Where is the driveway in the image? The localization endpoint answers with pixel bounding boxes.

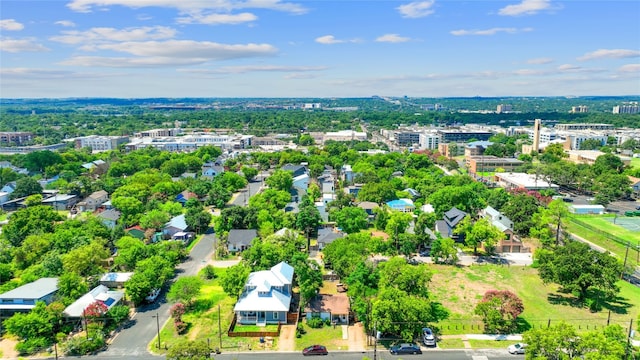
[98,232,216,357]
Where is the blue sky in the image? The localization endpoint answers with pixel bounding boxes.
[1,0,639,98]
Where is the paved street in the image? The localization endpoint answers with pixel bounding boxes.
[96,232,216,358]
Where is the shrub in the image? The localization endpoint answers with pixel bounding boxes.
[200,265,216,280]
[307,316,324,329]
[63,333,105,355]
[174,320,188,334]
[15,337,49,355]
[170,302,186,321]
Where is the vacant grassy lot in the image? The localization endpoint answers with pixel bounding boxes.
[151,268,279,355]
[429,264,640,335]
[294,321,348,351]
[631,157,640,169]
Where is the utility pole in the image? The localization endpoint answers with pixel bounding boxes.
[622,242,630,279]
[218,305,222,351]
[373,321,377,360]
[153,313,161,349]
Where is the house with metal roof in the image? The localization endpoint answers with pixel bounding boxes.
[0,278,58,315]
[234,262,294,325]
[63,285,124,318]
[164,214,189,238]
[386,198,415,213]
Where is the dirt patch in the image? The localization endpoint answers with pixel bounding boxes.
[347,322,367,351]
[0,338,18,360]
[430,265,517,316]
[369,230,389,240]
[278,324,296,351]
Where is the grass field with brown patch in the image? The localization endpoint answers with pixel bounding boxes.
[429,264,640,335]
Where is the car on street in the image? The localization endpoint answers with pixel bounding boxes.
[145,288,160,303]
[303,345,328,356]
[507,342,527,354]
[422,327,437,347]
[390,343,422,355]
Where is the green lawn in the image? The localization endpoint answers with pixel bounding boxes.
[435,338,465,349]
[430,264,640,335]
[295,321,348,351]
[150,268,279,355]
[631,157,640,169]
[572,215,640,243]
[468,340,521,349]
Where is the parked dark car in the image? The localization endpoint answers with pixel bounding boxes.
[390,343,422,355]
[303,345,328,356]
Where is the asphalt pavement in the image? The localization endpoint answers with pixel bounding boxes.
[96,232,216,358]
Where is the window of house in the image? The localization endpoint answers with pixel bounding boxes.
[273,312,279,320]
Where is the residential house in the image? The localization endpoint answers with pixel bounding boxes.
[201,162,225,179]
[281,163,307,178]
[316,193,334,222]
[97,209,120,230]
[81,160,109,176]
[234,262,294,325]
[318,174,336,195]
[41,193,78,210]
[357,201,379,222]
[175,190,198,206]
[227,229,258,253]
[435,207,468,242]
[63,285,124,318]
[0,278,58,315]
[99,272,133,289]
[317,227,345,250]
[341,164,355,183]
[404,188,420,199]
[164,214,189,238]
[304,293,350,324]
[292,173,310,195]
[0,161,28,175]
[386,198,415,213]
[77,190,109,212]
[479,206,525,253]
[343,184,363,197]
[0,182,17,195]
[0,191,10,206]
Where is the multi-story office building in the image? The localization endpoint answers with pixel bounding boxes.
[418,133,440,150]
[74,135,129,152]
[555,123,613,131]
[496,104,512,113]
[395,132,421,147]
[467,156,524,174]
[438,130,492,143]
[569,106,589,113]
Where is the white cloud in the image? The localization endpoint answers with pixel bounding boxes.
[59,56,211,67]
[618,64,640,73]
[397,1,435,18]
[284,73,317,79]
[557,64,581,71]
[55,20,76,27]
[450,27,532,36]
[315,35,343,45]
[50,26,177,45]
[314,35,360,45]
[375,34,410,43]
[0,19,25,31]
[93,40,276,58]
[527,57,553,64]
[177,12,257,25]
[578,49,640,61]
[180,65,327,74]
[0,38,50,53]
[0,67,112,79]
[58,40,278,67]
[498,0,552,16]
[66,0,307,15]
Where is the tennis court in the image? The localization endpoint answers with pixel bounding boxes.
[602,216,640,234]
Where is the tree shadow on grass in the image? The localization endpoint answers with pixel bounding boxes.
[514,317,532,333]
[190,298,215,315]
[590,289,632,315]
[547,292,584,308]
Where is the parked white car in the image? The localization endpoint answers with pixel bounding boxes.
[507,342,527,354]
[145,288,160,303]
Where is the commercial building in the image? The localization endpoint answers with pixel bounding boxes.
[323,130,367,143]
[0,132,33,145]
[613,103,640,114]
[418,133,440,150]
[395,132,421,147]
[555,123,613,131]
[438,130,492,143]
[74,135,129,152]
[493,172,559,191]
[467,156,524,174]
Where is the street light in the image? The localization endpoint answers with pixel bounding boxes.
[152,313,161,349]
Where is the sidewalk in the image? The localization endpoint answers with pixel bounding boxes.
[439,334,523,349]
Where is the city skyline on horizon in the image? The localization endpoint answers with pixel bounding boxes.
[1,0,639,99]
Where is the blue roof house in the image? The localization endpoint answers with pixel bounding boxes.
[0,278,58,315]
[386,198,415,213]
[234,262,294,325]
